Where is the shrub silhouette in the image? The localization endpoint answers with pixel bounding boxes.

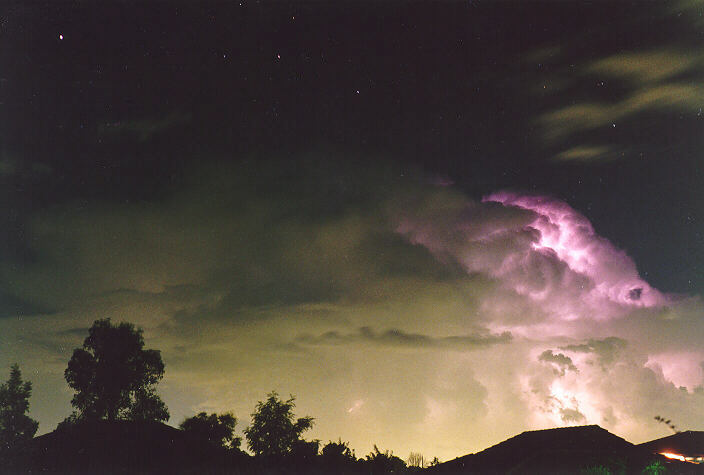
[0,364,38,450]
[321,438,356,463]
[364,444,406,474]
[179,411,241,450]
[244,391,314,456]
[290,438,320,460]
[64,318,168,423]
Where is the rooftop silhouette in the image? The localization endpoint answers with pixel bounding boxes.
[429,425,697,474]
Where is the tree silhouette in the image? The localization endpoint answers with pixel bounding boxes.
[364,445,406,474]
[0,364,38,450]
[179,411,241,450]
[321,438,356,463]
[64,319,168,422]
[244,391,313,456]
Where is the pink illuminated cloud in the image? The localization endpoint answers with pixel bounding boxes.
[396,190,667,324]
[483,191,667,309]
[394,186,704,443]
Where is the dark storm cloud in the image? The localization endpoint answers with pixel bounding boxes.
[538,350,577,376]
[559,407,586,424]
[296,326,512,351]
[0,157,406,302]
[2,152,704,457]
[560,337,628,365]
[0,155,473,364]
[0,289,54,319]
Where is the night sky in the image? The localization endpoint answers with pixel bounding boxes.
[1,1,704,461]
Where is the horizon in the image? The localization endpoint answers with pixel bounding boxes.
[1,1,704,462]
[25,418,701,465]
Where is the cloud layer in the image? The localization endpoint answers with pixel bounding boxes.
[530,2,704,162]
[0,157,703,461]
[296,326,512,351]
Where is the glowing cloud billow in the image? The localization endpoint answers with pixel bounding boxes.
[396,189,704,443]
[397,190,667,325]
[483,191,666,312]
[2,161,703,459]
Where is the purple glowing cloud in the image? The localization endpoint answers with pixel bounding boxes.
[483,192,666,310]
[397,190,667,324]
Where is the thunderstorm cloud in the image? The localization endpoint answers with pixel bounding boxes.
[1,157,703,460]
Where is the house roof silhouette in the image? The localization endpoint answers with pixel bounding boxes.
[1,420,247,473]
[430,425,691,474]
[638,431,704,458]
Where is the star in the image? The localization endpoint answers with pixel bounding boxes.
[58,34,63,40]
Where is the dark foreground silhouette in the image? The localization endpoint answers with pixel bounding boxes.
[428,425,700,474]
[638,431,704,464]
[4,322,700,473]
[0,419,395,474]
[1,422,702,474]
[0,420,251,474]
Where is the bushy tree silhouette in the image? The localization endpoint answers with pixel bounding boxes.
[244,391,313,456]
[179,411,241,449]
[0,364,38,450]
[364,445,406,474]
[321,438,356,463]
[64,319,168,422]
[290,438,320,459]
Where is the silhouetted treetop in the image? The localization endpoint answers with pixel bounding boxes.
[64,318,168,423]
[365,445,406,474]
[0,364,38,450]
[244,391,314,457]
[180,411,241,450]
[322,438,356,463]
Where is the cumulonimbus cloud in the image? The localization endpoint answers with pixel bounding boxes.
[396,189,667,325]
[2,158,703,459]
[483,192,667,309]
